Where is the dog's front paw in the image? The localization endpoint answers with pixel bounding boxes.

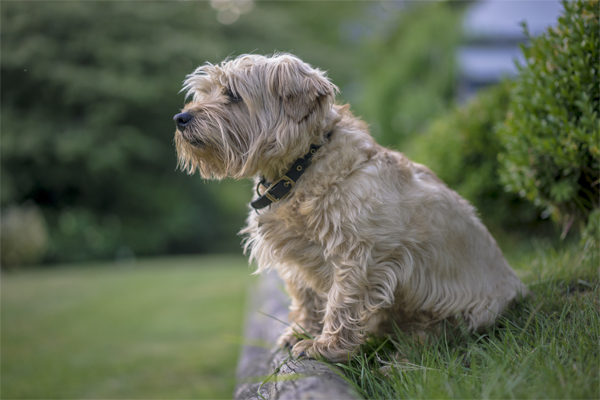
[276,326,302,349]
[291,339,315,359]
[291,337,356,362]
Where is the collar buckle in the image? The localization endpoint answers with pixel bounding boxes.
[251,130,333,211]
[264,175,294,202]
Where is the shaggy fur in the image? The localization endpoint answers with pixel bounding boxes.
[174,53,527,362]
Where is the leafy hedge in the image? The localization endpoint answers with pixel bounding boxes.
[405,83,544,234]
[497,0,599,233]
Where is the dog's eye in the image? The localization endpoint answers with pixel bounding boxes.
[225,88,242,103]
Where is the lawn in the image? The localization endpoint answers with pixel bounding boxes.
[1,255,253,399]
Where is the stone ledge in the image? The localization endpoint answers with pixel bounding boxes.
[234,272,361,400]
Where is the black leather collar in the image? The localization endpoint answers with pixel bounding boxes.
[251,131,333,210]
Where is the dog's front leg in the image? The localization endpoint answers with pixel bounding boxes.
[277,281,324,349]
[292,255,397,362]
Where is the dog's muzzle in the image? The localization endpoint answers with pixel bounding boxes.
[173,112,192,131]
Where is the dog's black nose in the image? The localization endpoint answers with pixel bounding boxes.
[173,112,192,129]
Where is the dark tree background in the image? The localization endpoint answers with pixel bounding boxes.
[1,1,374,263]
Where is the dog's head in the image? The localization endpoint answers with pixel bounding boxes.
[173,54,338,179]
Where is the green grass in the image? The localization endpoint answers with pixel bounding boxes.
[1,255,252,399]
[328,240,600,399]
[4,243,599,399]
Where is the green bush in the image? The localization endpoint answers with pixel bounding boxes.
[497,0,599,233]
[0,204,48,268]
[405,82,545,234]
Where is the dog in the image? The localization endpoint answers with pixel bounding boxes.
[173,53,527,362]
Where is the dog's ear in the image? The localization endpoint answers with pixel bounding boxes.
[268,56,337,123]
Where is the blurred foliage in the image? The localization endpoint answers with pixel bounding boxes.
[497,0,599,234]
[1,1,369,264]
[356,2,465,147]
[582,208,600,251]
[405,82,548,235]
[5,1,577,264]
[0,204,48,268]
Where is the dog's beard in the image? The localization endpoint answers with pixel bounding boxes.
[182,131,206,148]
[174,116,250,180]
[175,125,227,178]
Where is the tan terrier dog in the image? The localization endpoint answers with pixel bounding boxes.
[174,54,527,362]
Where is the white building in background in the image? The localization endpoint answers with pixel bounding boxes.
[457,0,563,101]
